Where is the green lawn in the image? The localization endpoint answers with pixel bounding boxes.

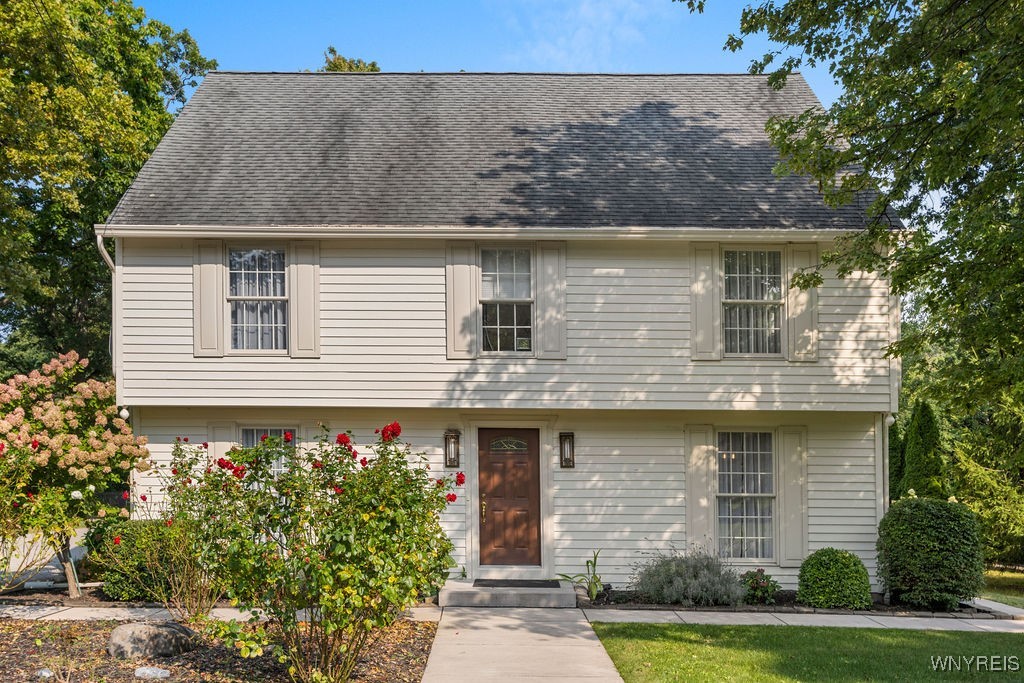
[982,570,1024,609]
[592,623,1023,682]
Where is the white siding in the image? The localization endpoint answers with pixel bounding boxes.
[118,238,895,412]
[132,407,883,589]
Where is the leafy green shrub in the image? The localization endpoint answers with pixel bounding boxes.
[740,568,780,605]
[87,519,168,602]
[796,547,871,609]
[632,547,743,606]
[173,423,456,683]
[877,496,984,610]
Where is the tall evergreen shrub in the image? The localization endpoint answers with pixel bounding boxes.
[901,400,946,498]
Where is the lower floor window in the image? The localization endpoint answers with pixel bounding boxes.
[717,431,774,559]
[240,427,296,477]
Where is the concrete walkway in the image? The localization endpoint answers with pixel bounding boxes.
[422,607,623,683]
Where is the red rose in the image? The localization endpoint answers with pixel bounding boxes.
[336,433,351,446]
[171,468,178,475]
[183,437,189,443]
[284,431,293,443]
[0,443,5,453]
[121,491,129,500]
[446,493,457,503]
[26,492,34,499]
[312,461,323,469]
[30,439,39,450]
[261,433,268,441]
[380,421,401,442]
[233,466,246,479]
[140,495,147,502]
[359,457,368,467]
[113,536,121,545]
[333,485,344,495]
[455,472,466,486]
[436,479,445,488]
[165,519,173,527]
[201,442,209,449]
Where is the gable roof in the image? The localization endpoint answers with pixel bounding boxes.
[106,72,874,230]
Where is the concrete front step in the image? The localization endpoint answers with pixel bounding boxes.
[438,579,577,608]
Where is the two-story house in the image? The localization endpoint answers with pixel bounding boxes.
[97,72,898,589]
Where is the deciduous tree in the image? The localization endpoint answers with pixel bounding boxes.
[318,46,380,72]
[0,0,216,378]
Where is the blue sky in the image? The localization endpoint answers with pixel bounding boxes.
[145,0,841,106]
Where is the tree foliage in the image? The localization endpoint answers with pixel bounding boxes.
[681,0,1024,428]
[318,46,380,73]
[0,0,216,378]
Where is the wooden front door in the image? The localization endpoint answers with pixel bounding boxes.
[478,428,541,566]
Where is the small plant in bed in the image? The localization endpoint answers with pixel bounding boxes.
[740,568,780,605]
[559,549,608,602]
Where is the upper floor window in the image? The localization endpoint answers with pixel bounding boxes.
[194,240,319,359]
[717,431,774,559]
[229,249,288,351]
[480,248,533,353]
[723,250,782,355]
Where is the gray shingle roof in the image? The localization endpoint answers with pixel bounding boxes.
[106,72,874,229]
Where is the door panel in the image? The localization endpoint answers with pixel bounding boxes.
[479,428,541,566]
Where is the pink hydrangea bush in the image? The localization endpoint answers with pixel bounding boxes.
[0,353,149,591]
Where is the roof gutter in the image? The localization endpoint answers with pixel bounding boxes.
[94,223,864,241]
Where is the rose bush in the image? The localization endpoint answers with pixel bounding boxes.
[0,353,149,594]
[167,422,457,683]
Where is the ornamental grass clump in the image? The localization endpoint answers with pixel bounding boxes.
[170,422,456,683]
[632,546,744,607]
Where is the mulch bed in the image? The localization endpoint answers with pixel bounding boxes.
[578,588,1000,618]
[0,618,436,683]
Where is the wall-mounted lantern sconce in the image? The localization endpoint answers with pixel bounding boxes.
[559,432,575,469]
[444,430,461,468]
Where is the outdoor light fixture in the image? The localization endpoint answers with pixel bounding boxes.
[118,407,130,420]
[559,432,575,468]
[444,430,461,468]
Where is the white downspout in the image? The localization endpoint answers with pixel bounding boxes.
[96,233,115,272]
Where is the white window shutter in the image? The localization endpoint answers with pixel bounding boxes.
[691,243,722,360]
[786,245,819,361]
[288,241,320,358]
[685,424,715,553]
[535,241,567,360]
[778,426,808,568]
[445,242,478,359]
[193,239,224,357]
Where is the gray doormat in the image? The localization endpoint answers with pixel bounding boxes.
[473,579,561,588]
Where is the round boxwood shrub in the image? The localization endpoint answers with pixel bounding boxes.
[877,496,984,611]
[796,547,872,609]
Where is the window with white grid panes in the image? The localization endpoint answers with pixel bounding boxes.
[717,431,774,559]
[480,248,533,353]
[229,249,287,351]
[240,427,296,477]
[723,250,783,355]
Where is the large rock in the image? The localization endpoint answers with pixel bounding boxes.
[108,622,198,659]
